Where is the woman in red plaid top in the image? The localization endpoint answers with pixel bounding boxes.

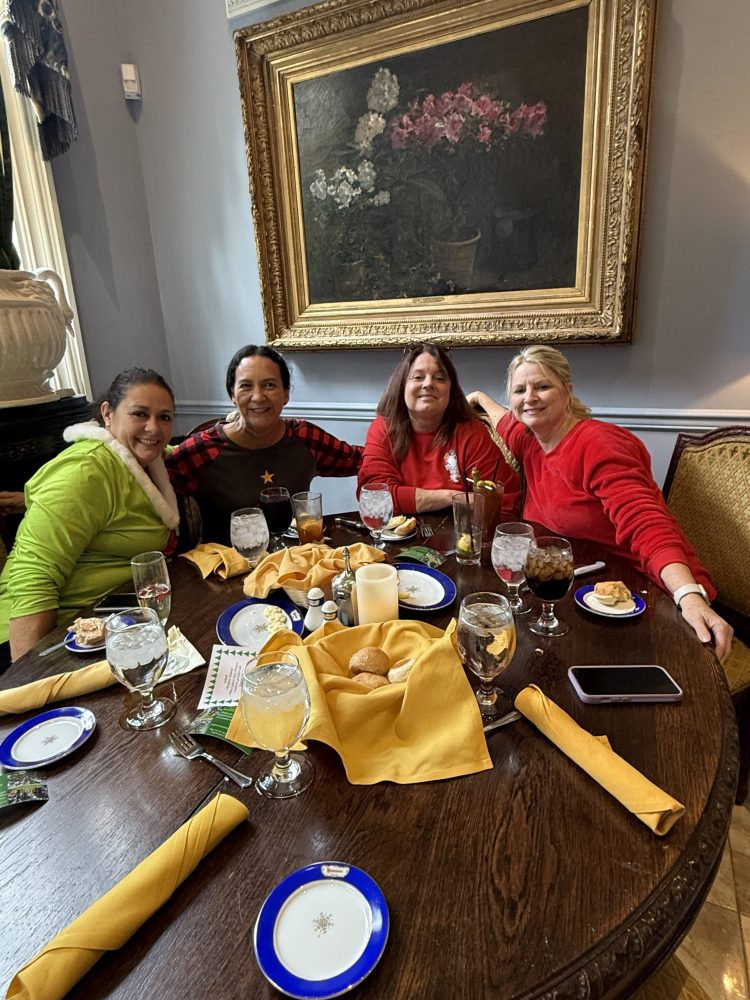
[166,345,362,544]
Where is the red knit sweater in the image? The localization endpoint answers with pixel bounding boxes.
[359,415,521,514]
[497,413,715,596]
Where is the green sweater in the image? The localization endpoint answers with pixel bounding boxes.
[0,425,179,644]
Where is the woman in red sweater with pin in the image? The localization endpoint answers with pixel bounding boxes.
[469,344,733,661]
[358,343,520,514]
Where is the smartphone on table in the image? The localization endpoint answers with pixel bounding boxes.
[568,665,683,704]
[93,593,140,613]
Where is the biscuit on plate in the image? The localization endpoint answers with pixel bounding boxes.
[593,580,632,606]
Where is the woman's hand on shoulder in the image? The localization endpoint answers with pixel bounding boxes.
[679,593,734,663]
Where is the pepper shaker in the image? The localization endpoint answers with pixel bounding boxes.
[332,546,357,626]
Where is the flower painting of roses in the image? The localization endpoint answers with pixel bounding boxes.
[236,0,656,347]
[294,8,587,302]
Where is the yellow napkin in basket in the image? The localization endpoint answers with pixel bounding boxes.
[180,542,250,579]
[243,543,384,600]
[6,793,248,1000]
[515,685,685,835]
[0,661,116,717]
[227,619,491,784]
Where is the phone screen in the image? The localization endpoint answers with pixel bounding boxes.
[569,665,682,700]
[94,593,140,611]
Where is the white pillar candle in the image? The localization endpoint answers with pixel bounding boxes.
[355,564,399,624]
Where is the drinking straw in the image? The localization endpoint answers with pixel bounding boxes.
[492,459,500,483]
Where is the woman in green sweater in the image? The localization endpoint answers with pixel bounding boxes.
[0,368,179,667]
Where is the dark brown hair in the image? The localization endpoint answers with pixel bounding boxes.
[225,344,290,397]
[95,367,174,425]
[377,343,477,460]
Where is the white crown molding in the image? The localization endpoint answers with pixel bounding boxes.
[226,0,275,18]
[175,400,750,434]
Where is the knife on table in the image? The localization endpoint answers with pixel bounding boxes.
[334,517,368,531]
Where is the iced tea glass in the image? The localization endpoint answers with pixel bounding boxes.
[524,536,574,637]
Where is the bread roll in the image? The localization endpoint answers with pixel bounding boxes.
[349,646,390,677]
[387,657,415,684]
[352,671,390,690]
[593,580,632,606]
[385,515,407,531]
[72,617,106,646]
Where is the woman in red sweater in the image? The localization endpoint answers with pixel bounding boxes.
[359,344,520,514]
[469,345,733,661]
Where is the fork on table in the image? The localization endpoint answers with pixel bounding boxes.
[420,523,434,539]
[170,732,253,788]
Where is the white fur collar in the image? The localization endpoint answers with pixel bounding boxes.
[63,422,180,530]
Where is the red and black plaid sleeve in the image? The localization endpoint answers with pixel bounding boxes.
[288,419,363,476]
[165,426,225,495]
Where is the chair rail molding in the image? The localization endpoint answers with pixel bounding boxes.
[175,401,750,434]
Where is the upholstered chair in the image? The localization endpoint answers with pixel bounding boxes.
[663,426,750,804]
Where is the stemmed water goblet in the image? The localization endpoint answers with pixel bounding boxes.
[524,536,575,637]
[456,592,517,719]
[259,486,293,552]
[491,522,535,615]
[240,650,314,799]
[230,507,270,567]
[359,482,393,549]
[105,607,175,730]
[131,550,188,672]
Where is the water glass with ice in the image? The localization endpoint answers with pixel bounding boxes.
[359,483,393,549]
[230,507,269,567]
[456,592,516,718]
[491,523,535,615]
[105,607,174,730]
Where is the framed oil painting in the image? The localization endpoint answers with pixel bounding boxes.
[235,0,656,350]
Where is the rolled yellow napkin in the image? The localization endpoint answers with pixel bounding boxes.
[515,685,685,835]
[0,661,116,717]
[243,542,384,600]
[180,543,251,579]
[6,792,249,1000]
[227,619,491,784]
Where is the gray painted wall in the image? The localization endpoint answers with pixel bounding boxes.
[50,0,750,510]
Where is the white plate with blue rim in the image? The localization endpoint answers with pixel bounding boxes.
[394,563,457,612]
[254,861,389,999]
[216,595,304,649]
[64,631,106,654]
[574,585,646,619]
[0,706,96,769]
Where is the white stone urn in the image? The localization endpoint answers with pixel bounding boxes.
[0,267,75,403]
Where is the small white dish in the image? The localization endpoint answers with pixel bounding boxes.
[254,862,388,999]
[575,585,645,619]
[64,631,106,654]
[0,707,96,769]
[380,527,417,543]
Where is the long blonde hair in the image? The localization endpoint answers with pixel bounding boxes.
[505,345,591,421]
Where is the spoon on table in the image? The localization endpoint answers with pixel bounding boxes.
[483,709,522,734]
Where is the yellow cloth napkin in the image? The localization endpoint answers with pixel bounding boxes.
[179,543,251,579]
[0,661,116,717]
[243,542,384,600]
[227,619,491,784]
[515,685,685,835]
[6,793,248,1000]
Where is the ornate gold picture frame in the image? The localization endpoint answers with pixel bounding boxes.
[235,0,656,350]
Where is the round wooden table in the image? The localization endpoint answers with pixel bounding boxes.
[0,513,738,999]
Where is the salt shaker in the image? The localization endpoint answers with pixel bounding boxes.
[302,586,325,634]
[332,546,357,626]
[321,600,339,623]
